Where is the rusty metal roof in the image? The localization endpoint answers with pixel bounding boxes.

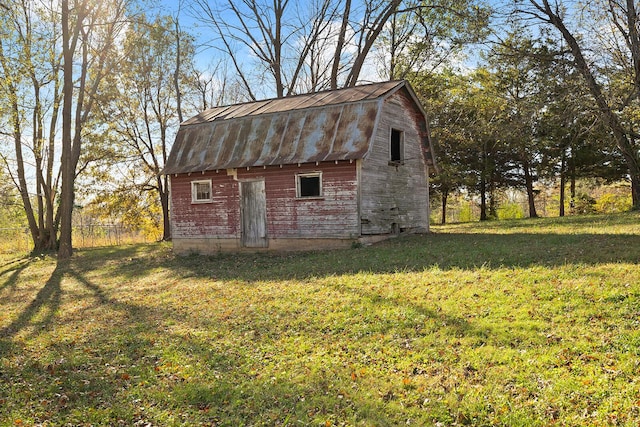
[162,80,422,174]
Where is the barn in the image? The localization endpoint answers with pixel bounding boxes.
[162,80,436,253]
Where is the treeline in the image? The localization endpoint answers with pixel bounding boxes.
[419,1,640,222]
[419,32,629,223]
[1,0,638,255]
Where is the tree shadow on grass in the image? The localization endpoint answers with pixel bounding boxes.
[57,224,640,287]
[0,257,33,295]
[0,260,229,424]
[164,232,640,283]
[0,261,63,341]
[0,256,32,271]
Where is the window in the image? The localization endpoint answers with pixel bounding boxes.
[296,172,322,198]
[390,128,404,164]
[191,180,212,203]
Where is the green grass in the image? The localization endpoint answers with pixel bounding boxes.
[1,212,640,426]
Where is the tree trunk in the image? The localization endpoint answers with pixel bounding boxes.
[523,159,538,218]
[488,180,497,219]
[12,117,40,249]
[480,175,488,221]
[570,164,576,214]
[330,0,350,90]
[441,190,448,224]
[388,12,398,80]
[58,0,74,259]
[559,151,566,216]
[59,0,119,258]
[273,0,284,97]
[630,171,640,209]
[480,145,488,221]
[45,77,61,249]
[559,175,565,217]
[173,19,184,124]
[159,175,171,240]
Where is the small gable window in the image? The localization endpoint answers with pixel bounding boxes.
[296,172,322,198]
[191,179,212,203]
[390,128,404,164]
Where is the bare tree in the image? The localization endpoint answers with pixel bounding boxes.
[192,0,404,97]
[187,59,250,110]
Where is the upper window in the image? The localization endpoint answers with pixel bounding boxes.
[191,180,212,203]
[296,172,322,198]
[390,128,404,164]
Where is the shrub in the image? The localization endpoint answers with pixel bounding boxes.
[459,203,475,222]
[595,192,632,213]
[497,202,525,220]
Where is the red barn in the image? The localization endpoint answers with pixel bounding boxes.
[162,80,436,253]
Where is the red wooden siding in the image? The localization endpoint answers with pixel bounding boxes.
[170,171,240,239]
[170,161,359,240]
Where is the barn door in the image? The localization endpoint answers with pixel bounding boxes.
[240,180,268,248]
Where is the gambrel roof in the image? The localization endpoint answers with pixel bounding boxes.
[162,80,433,175]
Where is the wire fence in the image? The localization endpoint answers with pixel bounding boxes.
[0,225,156,254]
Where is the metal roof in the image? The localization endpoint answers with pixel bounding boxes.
[162,80,424,174]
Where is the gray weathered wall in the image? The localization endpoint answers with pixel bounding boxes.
[359,88,430,235]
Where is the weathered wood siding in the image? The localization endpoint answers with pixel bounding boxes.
[170,171,240,239]
[169,161,360,243]
[359,88,430,234]
[241,162,360,239]
[240,180,268,247]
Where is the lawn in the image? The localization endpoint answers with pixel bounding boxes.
[1,213,640,426]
